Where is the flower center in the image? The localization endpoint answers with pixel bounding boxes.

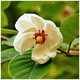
[36,36,43,42]
[33,30,48,44]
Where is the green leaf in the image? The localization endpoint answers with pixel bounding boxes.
[2,35,15,46]
[17,1,44,10]
[1,48,19,62]
[1,1,11,11]
[9,49,52,79]
[1,60,12,79]
[59,43,69,50]
[1,11,8,27]
[42,2,65,15]
[1,44,11,51]
[40,2,65,22]
[59,13,79,44]
[71,37,79,48]
[1,28,18,34]
[42,54,79,79]
[59,38,79,50]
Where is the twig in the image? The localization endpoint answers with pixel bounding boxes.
[69,50,79,56]
[57,48,79,56]
[1,35,9,40]
[57,48,67,55]
[67,33,79,54]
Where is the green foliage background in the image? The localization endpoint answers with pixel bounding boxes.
[1,1,79,79]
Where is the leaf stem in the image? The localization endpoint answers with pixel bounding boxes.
[1,35,9,40]
[57,48,67,55]
[69,50,79,56]
[57,48,79,56]
[67,33,79,54]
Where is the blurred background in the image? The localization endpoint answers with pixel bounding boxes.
[1,1,79,79]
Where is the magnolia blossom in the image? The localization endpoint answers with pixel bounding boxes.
[13,14,63,64]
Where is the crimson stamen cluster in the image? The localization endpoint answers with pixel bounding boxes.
[33,30,48,44]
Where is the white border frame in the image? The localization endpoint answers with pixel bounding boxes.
[0,0,79,80]
[0,1,1,79]
[0,0,79,1]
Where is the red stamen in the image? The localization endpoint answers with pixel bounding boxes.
[38,30,40,33]
[33,30,48,45]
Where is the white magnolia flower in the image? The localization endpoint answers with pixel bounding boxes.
[14,14,63,64]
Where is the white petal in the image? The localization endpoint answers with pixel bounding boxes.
[44,20,63,51]
[31,14,45,30]
[45,50,57,58]
[15,14,38,33]
[13,32,35,55]
[15,14,45,33]
[48,51,57,58]
[32,44,50,64]
[15,20,37,33]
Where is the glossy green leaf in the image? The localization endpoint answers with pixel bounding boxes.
[1,60,12,79]
[60,13,79,43]
[2,35,15,46]
[1,28,18,34]
[1,1,11,11]
[1,48,19,62]
[9,49,52,79]
[1,11,8,27]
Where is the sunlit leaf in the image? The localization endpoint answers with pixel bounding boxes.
[9,49,52,79]
[71,38,79,48]
[1,1,11,11]
[1,48,18,62]
[60,13,79,44]
[1,28,18,34]
[59,43,68,50]
[1,11,8,27]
